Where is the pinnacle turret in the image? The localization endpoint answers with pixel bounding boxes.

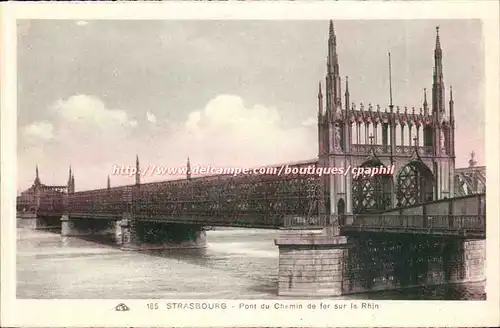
[135,154,140,185]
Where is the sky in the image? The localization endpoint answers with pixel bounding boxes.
[17,19,484,192]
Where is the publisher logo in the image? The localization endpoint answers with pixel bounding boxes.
[115,303,130,311]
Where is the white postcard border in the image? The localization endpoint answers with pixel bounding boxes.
[1,1,499,327]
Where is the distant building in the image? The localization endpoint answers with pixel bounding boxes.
[16,165,70,213]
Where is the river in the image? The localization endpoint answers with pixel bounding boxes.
[16,227,485,300]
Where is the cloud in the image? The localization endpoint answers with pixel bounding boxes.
[23,121,54,141]
[51,94,138,129]
[171,94,315,168]
[185,111,201,132]
[302,117,317,127]
[146,111,157,123]
[18,95,141,188]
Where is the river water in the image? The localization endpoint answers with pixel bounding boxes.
[16,227,485,300]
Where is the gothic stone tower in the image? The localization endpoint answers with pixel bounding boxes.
[317,22,455,217]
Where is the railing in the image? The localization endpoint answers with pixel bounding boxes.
[345,214,485,232]
[283,214,485,236]
[283,215,330,229]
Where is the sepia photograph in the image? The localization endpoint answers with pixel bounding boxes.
[1,1,499,327]
[15,18,487,300]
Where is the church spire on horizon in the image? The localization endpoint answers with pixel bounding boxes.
[135,154,140,185]
[186,157,192,180]
[67,165,73,192]
[34,165,41,185]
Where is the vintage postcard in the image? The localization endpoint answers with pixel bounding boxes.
[1,1,499,327]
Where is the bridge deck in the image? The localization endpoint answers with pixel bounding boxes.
[28,159,486,237]
[283,212,485,238]
[36,160,321,228]
[341,214,485,238]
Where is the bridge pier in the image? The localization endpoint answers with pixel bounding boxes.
[18,214,61,230]
[340,233,485,295]
[275,228,349,296]
[120,215,207,250]
[120,213,135,248]
[463,239,485,282]
[61,215,122,241]
[275,226,486,297]
[61,215,78,236]
[17,213,38,229]
[114,219,124,245]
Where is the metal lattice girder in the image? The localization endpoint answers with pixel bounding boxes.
[396,161,434,207]
[68,186,131,214]
[352,159,392,214]
[64,165,322,227]
[38,193,65,213]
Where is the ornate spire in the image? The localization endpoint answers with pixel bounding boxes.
[67,165,72,191]
[344,76,350,111]
[34,165,41,185]
[423,88,428,113]
[449,85,455,123]
[186,157,191,180]
[435,26,441,52]
[433,26,445,114]
[326,20,342,110]
[135,154,140,185]
[318,81,323,116]
[327,20,338,75]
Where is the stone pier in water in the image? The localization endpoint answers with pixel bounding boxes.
[61,214,207,250]
[275,225,486,296]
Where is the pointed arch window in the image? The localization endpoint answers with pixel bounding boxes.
[352,159,393,214]
[396,161,434,207]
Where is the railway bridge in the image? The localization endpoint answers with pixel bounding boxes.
[17,21,486,296]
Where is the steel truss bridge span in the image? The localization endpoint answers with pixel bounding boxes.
[38,160,321,229]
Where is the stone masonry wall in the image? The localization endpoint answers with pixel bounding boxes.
[463,239,485,282]
[277,247,346,297]
[275,234,348,297]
